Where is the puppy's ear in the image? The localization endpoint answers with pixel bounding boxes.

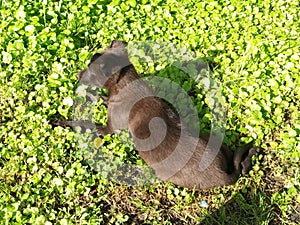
[109,40,128,49]
[90,53,102,64]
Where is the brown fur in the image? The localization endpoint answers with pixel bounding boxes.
[55,40,258,189]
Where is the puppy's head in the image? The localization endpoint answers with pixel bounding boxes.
[77,40,131,88]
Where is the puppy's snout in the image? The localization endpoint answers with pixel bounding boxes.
[76,69,86,80]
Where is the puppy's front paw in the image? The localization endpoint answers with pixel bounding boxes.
[51,119,68,127]
[96,126,113,138]
[50,119,95,132]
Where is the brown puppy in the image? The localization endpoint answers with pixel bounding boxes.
[56,40,258,189]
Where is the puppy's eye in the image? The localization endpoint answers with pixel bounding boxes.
[90,53,103,64]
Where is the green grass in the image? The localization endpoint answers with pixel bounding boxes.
[0,0,299,224]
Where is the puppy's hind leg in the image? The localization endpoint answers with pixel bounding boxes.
[233,142,259,175]
[240,147,259,174]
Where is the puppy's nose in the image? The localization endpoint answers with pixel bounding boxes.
[76,69,86,80]
[76,72,81,80]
